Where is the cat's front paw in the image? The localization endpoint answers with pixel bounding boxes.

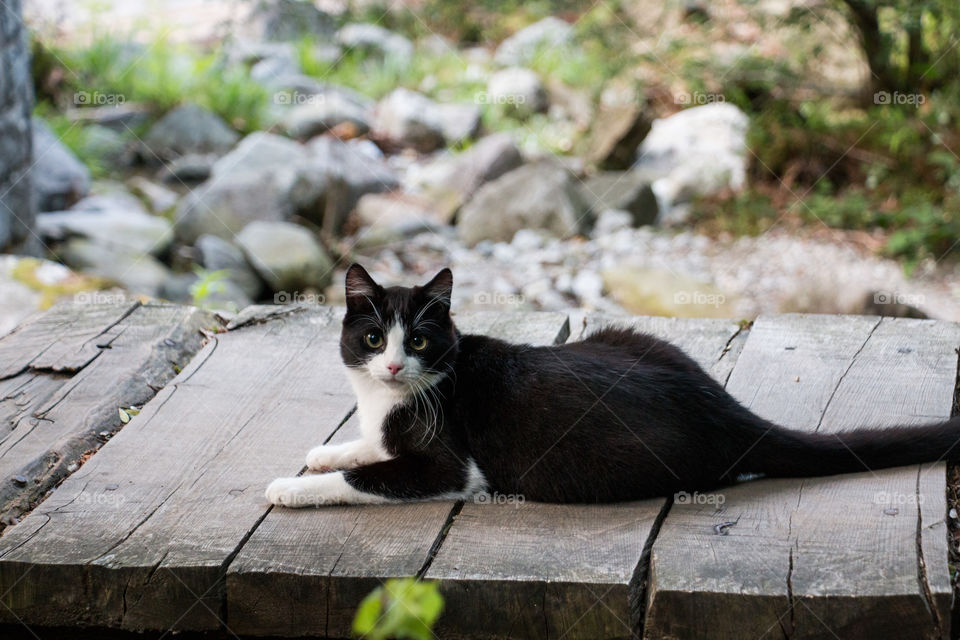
[266,477,315,508]
[305,445,341,472]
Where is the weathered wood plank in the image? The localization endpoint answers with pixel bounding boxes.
[0,306,353,631]
[0,303,211,526]
[225,311,570,638]
[0,301,140,378]
[643,315,960,640]
[424,314,747,640]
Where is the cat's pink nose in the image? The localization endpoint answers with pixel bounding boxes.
[387,363,404,376]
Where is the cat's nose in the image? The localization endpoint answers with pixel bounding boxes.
[387,363,404,376]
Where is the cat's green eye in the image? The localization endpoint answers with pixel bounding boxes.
[364,332,383,349]
[410,335,428,351]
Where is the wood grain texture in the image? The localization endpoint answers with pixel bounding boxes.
[643,314,960,640]
[225,311,570,638]
[425,314,748,640]
[0,302,211,526]
[0,306,352,631]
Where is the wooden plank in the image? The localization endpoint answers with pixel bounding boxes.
[0,303,212,526]
[643,315,960,640]
[225,311,570,638]
[0,306,354,631]
[425,314,747,640]
[0,301,140,378]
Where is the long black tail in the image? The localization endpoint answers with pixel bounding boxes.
[736,417,960,479]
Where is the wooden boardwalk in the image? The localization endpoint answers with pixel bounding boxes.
[0,302,958,639]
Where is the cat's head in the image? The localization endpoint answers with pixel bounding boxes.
[340,264,458,392]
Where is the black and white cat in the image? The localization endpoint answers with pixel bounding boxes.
[266,264,960,507]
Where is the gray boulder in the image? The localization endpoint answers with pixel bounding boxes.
[250,50,302,87]
[374,88,446,152]
[235,221,333,292]
[174,167,298,244]
[636,102,749,224]
[60,238,172,297]
[436,103,482,145]
[127,176,179,214]
[282,87,372,139]
[80,125,132,170]
[306,136,399,235]
[486,68,547,118]
[37,192,173,256]
[407,132,522,218]
[195,233,263,300]
[457,161,588,246]
[31,119,91,212]
[241,0,335,42]
[337,24,413,67]
[583,103,651,170]
[579,171,658,227]
[494,17,573,66]
[352,191,446,239]
[211,131,307,176]
[158,153,217,184]
[143,104,239,162]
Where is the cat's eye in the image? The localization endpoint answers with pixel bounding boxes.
[364,332,383,349]
[410,335,428,351]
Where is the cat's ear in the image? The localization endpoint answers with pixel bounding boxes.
[421,268,453,309]
[344,263,380,310]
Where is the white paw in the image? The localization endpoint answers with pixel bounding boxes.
[265,477,315,508]
[305,445,343,472]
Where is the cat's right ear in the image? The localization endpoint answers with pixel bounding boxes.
[344,264,380,310]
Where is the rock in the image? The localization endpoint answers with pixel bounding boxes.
[60,238,172,297]
[158,153,217,184]
[282,87,372,140]
[591,209,633,236]
[374,88,446,152]
[211,131,307,176]
[603,266,734,318]
[143,104,239,162]
[494,17,573,66]
[583,104,652,170]
[195,234,263,300]
[486,68,548,118]
[241,0,335,42]
[80,125,132,169]
[458,161,588,246]
[127,176,179,214]
[407,132,523,218]
[31,119,91,212]
[174,167,298,244]
[166,270,254,311]
[250,50,301,88]
[235,221,333,292]
[68,103,153,132]
[306,136,399,235]
[337,24,413,67]
[352,191,447,235]
[436,103,482,145]
[37,194,173,257]
[579,171,658,227]
[636,103,749,224]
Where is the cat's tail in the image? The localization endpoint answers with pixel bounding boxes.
[734,417,960,479]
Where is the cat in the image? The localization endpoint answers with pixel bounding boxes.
[265,263,960,507]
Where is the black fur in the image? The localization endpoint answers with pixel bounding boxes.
[340,264,960,504]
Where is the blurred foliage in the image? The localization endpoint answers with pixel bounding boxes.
[352,578,443,640]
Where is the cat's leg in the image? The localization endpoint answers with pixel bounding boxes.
[305,439,390,471]
[266,455,486,507]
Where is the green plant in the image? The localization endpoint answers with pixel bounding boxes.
[189,269,230,309]
[352,579,444,640]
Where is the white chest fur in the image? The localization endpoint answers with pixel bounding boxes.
[345,367,402,457]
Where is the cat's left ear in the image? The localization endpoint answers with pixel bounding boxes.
[421,268,453,310]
